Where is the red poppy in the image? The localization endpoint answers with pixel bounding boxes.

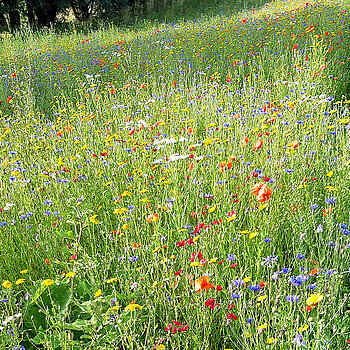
[227,313,238,320]
[205,298,218,310]
[128,127,135,136]
[174,269,183,276]
[251,182,265,196]
[253,139,263,151]
[257,185,272,203]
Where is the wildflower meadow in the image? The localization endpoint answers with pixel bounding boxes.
[0,0,350,348]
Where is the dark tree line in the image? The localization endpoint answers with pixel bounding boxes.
[0,0,151,30]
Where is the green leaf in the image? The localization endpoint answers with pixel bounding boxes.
[55,230,76,240]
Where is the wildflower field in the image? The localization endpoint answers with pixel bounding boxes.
[0,0,350,348]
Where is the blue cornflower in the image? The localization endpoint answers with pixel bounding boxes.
[231,293,241,299]
[286,295,299,302]
[248,284,261,291]
[281,268,291,274]
[328,241,336,248]
[297,253,305,260]
[227,254,236,261]
[341,228,350,235]
[325,198,336,204]
[290,275,309,287]
[231,279,245,286]
[310,204,318,210]
[292,333,306,347]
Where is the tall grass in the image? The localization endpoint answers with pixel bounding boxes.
[0,0,349,348]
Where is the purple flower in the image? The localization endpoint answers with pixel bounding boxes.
[286,295,299,302]
[248,284,261,291]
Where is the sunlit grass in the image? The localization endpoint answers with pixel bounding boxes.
[0,0,349,348]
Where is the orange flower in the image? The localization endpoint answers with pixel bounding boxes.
[253,139,263,151]
[146,213,159,223]
[64,123,74,132]
[290,140,299,148]
[128,127,135,136]
[251,182,265,196]
[309,268,319,276]
[187,162,194,172]
[242,137,250,147]
[194,276,215,292]
[257,185,272,203]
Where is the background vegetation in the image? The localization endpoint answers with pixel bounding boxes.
[0,0,349,348]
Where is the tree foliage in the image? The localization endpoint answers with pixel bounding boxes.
[0,0,149,29]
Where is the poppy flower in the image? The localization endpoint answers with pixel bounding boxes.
[242,137,250,147]
[309,268,319,276]
[227,313,238,320]
[146,213,159,223]
[251,182,265,196]
[205,298,218,310]
[128,127,135,135]
[257,185,272,203]
[194,276,215,292]
[178,324,189,331]
[64,123,74,132]
[253,139,263,151]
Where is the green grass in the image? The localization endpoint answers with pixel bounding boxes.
[0,0,350,348]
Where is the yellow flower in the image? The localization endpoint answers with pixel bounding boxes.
[243,276,251,283]
[113,207,128,215]
[15,279,25,285]
[65,272,76,278]
[326,171,333,177]
[208,258,218,263]
[94,289,102,297]
[208,206,216,213]
[257,295,268,302]
[3,281,12,288]
[89,215,99,224]
[298,324,309,332]
[125,302,143,312]
[107,306,121,312]
[258,323,267,330]
[122,224,129,230]
[249,232,258,239]
[41,279,54,287]
[20,270,28,274]
[106,277,118,284]
[306,293,323,305]
[267,338,277,344]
